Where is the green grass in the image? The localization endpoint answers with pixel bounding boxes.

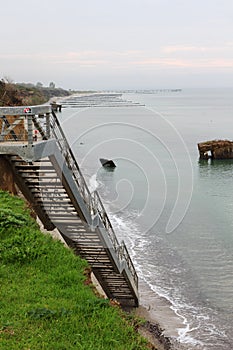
[0,191,149,350]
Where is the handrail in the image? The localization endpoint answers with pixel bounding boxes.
[0,105,138,289]
[0,105,51,116]
[0,106,51,143]
[49,110,138,287]
[50,111,93,210]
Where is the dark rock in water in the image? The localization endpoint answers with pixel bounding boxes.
[100,158,116,168]
[198,140,233,159]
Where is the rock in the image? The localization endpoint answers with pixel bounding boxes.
[198,140,233,159]
[99,158,116,168]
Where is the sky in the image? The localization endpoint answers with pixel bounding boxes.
[1,0,233,89]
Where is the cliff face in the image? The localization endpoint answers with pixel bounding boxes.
[0,156,17,194]
[0,79,71,106]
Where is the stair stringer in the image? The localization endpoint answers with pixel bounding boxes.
[18,140,139,304]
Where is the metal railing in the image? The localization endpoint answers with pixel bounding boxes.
[0,115,27,141]
[49,110,138,287]
[0,105,138,288]
[0,105,51,143]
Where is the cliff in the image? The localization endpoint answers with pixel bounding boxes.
[0,79,71,106]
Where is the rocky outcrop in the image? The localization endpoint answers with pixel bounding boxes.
[198,140,233,159]
[100,158,116,168]
[0,156,17,194]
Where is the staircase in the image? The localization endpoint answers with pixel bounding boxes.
[0,105,139,307]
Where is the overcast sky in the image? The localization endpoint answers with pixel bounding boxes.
[1,0,233,89]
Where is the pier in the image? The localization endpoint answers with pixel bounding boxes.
[0,105,139,307]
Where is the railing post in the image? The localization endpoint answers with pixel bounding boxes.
[49,109,138,289]
[46,113,50,139]
[0,116,4,141]
[27,114,33,145]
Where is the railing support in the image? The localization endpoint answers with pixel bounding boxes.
[27,114,33,145]
[0,116,4,141]
[46,113,50,139]
[49,109,138,288]
[0,105,139,300]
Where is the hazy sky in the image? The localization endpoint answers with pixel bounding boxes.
[1,0,233,89]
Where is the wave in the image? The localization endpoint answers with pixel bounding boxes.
[95,175,199,346]
[88,172,229,349]
[89,173,99,193]
[107,210,201,347]
[107,211,229,349]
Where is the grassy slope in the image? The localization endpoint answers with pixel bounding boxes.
[0,191,150,350]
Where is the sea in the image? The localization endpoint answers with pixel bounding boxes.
[58,88,233,349]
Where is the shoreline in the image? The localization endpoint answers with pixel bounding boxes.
[38,222,178,350]
[92,271,174,350]
[135,306,174,350]
[135,281,187,350]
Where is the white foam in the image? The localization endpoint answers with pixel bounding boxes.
[106,210,208,347]
[175,310,204,346]
[97,199,226,349]
[143,278,204,347]
[145,275,228,348]
[108,212,144,248]
[89,173,99,193]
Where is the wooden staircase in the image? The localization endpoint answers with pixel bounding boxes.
[0,105,139,307]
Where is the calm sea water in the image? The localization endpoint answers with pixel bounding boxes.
[59,88,233,349]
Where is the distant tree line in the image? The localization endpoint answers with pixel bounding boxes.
[0,78,71,106]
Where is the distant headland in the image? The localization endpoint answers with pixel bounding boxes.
[0,78,73,107]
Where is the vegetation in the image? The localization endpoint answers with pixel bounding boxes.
[0,79,24,106]
[0,190,150,350]
[0,78,71,106]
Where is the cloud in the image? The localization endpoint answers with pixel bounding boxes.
[131,58,233,69]
[162,45,209,54]
[0,49,233,72]
[0,50,144,67]
[162,43,233,54]
[0,53,61,60]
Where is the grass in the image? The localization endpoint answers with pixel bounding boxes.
[0,190,150,350]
